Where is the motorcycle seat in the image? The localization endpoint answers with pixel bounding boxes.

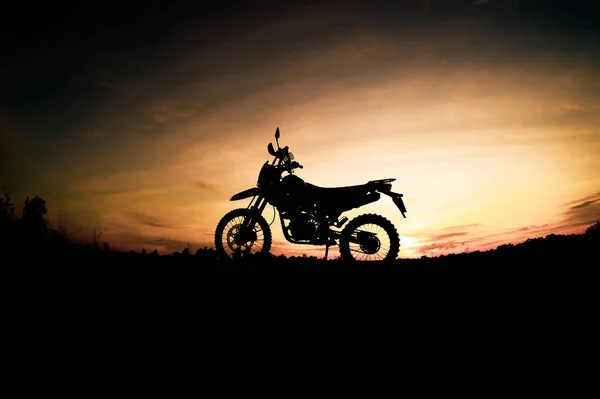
[305,182,370,200]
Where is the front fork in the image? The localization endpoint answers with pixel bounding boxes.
[238,195,268,240]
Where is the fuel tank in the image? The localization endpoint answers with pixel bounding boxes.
[280,174,306,194]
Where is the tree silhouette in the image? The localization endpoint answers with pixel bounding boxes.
[91,228,102,248]
[21,195,48,234]
[0,195,16,252]
[0,194,15,225]
[585,221,600,236]
[0,194,15,215]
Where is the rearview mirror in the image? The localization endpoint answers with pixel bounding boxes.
[275,127,280,140]
[267,142,276,156]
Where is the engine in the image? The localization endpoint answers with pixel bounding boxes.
[286,212,319,240]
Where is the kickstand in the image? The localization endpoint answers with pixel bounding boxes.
[324,243,329,261]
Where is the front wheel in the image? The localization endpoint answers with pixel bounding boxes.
[339,214,400,262]
[214,208,272,260]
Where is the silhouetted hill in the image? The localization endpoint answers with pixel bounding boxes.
[1,194,598,271]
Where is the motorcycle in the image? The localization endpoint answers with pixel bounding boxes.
[214,127,408,261]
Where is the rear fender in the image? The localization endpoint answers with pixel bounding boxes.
[380,191,407,218]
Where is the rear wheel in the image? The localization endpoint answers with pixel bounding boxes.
[214,208,272,260]
[339,214,400,262]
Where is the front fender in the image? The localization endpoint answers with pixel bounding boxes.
[230,187,260,201]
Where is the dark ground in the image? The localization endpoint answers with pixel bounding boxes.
[4,229,597,272]
[3,225,597,326]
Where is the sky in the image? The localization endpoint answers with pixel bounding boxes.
[2,0,599,257]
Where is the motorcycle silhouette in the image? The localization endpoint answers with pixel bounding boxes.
[214,127,408,261]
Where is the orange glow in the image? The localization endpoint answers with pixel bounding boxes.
[4,5,599,258]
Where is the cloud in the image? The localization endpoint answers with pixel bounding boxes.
[516,224,550,232]
[451,198,600,255]
[415,224,477,255]
[192,180,216,191]
[439,223,481,230]
[415,191,600,257]
[113,98,200,137]
[140,98,197,125]
[415,222,561,256]
[565,192,600,214]
[128,211,172,228]
[419,240,468,254]
[150,237,199,253]
[76,187,175,202]
[570,199,599,210]
[135,124,154,132]
[429,231,470,241]
[69,69,125,90]
[80,131,102,138]
[563,192,600,207]
[560,191,600,230]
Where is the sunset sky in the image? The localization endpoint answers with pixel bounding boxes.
[2,0,599,257]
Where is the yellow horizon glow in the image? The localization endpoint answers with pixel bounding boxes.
[6,26,600,258]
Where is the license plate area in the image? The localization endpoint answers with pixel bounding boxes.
[392,194,407,218]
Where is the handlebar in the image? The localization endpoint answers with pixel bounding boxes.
[269,141,303,170]
[275,146,289,159]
